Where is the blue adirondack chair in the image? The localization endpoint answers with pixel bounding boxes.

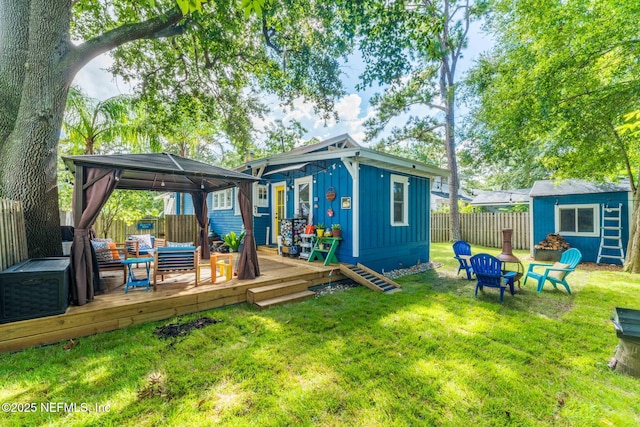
[453,240,474,280]
[470,254,515,303]
[523,248,582,294]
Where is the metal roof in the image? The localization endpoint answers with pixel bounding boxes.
[62,153,258,193]
[530,179,631,197]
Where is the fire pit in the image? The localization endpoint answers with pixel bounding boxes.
[496,228,524,285]
[610,307,640,377]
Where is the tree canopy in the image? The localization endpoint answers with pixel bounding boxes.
[464,0,640,270]
[0,0,357,257]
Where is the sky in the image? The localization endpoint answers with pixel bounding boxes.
[73,22,493,149]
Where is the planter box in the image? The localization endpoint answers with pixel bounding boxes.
[0,258,70,323]
[533,249,565,262]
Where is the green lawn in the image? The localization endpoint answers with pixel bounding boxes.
[1,243,639,426]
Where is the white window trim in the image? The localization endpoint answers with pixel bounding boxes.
[234,188,241,216]
[390,174,409,227]
[254,183,269,208]
[212,188,233,210]
[294,176,313,223]
[554,203,600,237]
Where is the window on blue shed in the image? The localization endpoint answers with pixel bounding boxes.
[391,174,409,226]
[555,204,599,237]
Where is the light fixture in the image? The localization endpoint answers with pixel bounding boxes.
[161,179,165,187]
[200,179,205,190]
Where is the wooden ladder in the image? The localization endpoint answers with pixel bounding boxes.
[339,263,402,293]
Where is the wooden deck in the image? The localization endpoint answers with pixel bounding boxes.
[0,252,346,353]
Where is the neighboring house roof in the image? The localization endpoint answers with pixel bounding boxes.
[471,189,531,206]
[431,191,473,202]
[530,179,631,197]
[245,134,449,179]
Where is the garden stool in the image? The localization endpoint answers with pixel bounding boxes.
[211,253,233,282]
[216,260,232,281]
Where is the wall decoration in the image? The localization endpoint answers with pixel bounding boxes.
[341,197,351,209]
[326,186,336,202]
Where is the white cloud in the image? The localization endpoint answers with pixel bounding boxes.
[72,53,133,100]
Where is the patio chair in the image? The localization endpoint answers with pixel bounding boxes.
[453,240,474,280]
[523,248,582,294]
[470,253,515,303]
[152,246,201,290]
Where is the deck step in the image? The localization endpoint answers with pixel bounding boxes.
[247,279,310,304]
[253,290,316,309]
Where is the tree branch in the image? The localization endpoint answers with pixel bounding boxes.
[262,15,282,55]
[64,7,184,75]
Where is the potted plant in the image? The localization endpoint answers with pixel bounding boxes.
[223,230,245,252]
[315,223,326,237]
[331,224,342,238]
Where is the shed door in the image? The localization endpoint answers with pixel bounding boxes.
[273,183,286,239]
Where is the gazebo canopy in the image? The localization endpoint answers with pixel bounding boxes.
[62,152,258,193]
[63,153,260,307]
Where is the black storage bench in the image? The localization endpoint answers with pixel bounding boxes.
[0,258,70,323]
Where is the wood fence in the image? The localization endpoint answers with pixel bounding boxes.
[431,212,530,249]
[0,199,28,271]
[92,214,200,244]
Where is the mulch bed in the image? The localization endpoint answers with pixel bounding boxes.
[154,317,222,339]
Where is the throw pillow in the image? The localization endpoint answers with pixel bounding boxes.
[167,241,194,247]
[548,262,570,280]
[91,240,113,262]
[107,241,120,260]
[130,234,152,250]
[92,238,112,243]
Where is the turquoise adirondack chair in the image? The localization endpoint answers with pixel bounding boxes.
[453,240,474,280]
[523,248,582,294]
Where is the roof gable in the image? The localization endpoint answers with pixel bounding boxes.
[246,134,448,179]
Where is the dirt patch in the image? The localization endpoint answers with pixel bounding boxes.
[577,262,623,272]
[154,317,222,339]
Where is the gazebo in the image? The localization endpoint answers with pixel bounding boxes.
[62,153,260,306]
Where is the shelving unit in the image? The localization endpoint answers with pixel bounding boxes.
[298,234,315,260]
[279,218,308,257]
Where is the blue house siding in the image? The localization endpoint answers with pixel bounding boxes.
[532,191,629,263]
[358,165,431,272]
[208,189,244,239]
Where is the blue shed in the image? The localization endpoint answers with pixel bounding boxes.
[208,134,448,272]
[530,179,633,264]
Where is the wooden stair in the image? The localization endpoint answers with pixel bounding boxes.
[247,279,315,309]
[339,263,402,293]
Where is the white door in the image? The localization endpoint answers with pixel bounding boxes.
[294,176,313,223]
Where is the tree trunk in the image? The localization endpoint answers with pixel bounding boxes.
[0,0,73,257]
[441,64,461,241]
[624,184,640,273]
[0,0,30,148]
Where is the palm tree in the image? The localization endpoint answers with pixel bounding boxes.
[61,86,152,155]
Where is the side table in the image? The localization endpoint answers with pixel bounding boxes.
[122,258,152,293]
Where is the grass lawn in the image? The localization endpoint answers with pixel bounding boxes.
[1,242,639,426]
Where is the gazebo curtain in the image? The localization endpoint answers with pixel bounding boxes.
[191,190,210,260]
[236,182,260,279]
[70,167,120,306]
